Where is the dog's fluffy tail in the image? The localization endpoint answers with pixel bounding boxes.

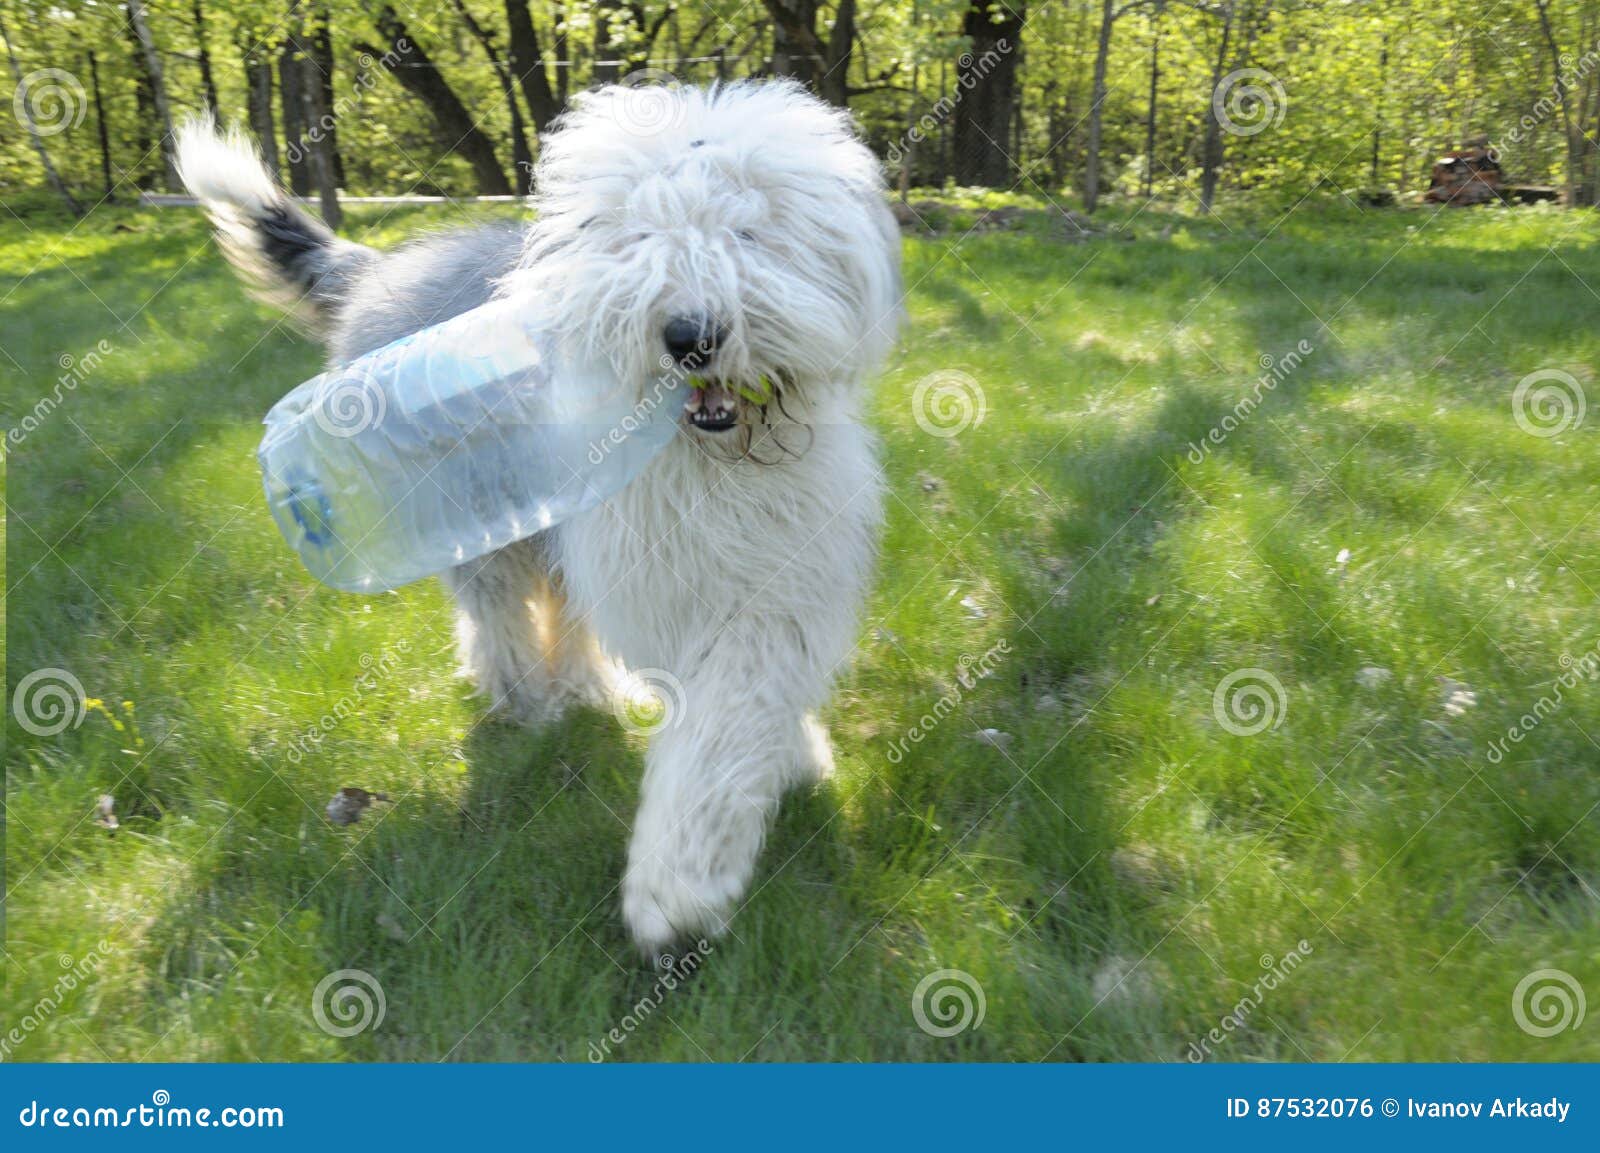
[175,114,376,334]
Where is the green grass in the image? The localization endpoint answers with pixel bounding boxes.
[4,195,1600,1062]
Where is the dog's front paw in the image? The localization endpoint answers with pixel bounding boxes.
[622,853,739,957]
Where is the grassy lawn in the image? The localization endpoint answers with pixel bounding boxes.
[4,195,1599,1062]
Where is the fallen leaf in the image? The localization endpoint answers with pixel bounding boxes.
[326,787,390,827]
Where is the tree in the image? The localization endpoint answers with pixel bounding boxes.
[126,0,182,190]
[452,0,533,187]
[763,0,859,107]
[1,7,82,215]
[1084,0,1161,211]
[952,0,1024,187]
[191,0,221,118]
[503,0,559,132]
[357,4,514,195]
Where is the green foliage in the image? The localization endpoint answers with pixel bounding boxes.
[3,1,1599,206]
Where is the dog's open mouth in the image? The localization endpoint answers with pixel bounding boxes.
[683,375,774,433]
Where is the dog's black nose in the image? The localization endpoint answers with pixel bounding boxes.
[663,315,719,366]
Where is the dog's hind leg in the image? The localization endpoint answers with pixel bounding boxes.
[443,536,614,725]
[440,538,553,725]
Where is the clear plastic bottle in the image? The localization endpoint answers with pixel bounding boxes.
[257,296,685,591]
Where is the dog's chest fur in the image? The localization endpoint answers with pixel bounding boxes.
[557,418,882,683]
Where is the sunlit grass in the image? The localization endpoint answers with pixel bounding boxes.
[4,197,1599,1061]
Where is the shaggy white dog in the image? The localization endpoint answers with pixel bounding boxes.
[176,80,902,953]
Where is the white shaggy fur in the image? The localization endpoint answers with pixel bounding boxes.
[178,80,902,953]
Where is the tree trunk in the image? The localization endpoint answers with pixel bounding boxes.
[125,18,154,186]
[279,35,311,195]
[244,46,280,180]
[288,3,341,228]
[1370,39,1387,184]
[765,0,824,91]
[0,10,82,215]
[192,0,221,117]
[593,0,622,83]
[1534,0,1583,206]
[1084,0,1115,211]
[554,1,569,105]
[1143,6,1161,198]
[1198,3,1238,212]
[310,11,345,186]
[454,0,532,187]
[126,0,181,190]
[362,6,514,195]
[504,0,559,132]
[819,0,856,107]
[88,50,115,200]
[952,1,1023,187]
